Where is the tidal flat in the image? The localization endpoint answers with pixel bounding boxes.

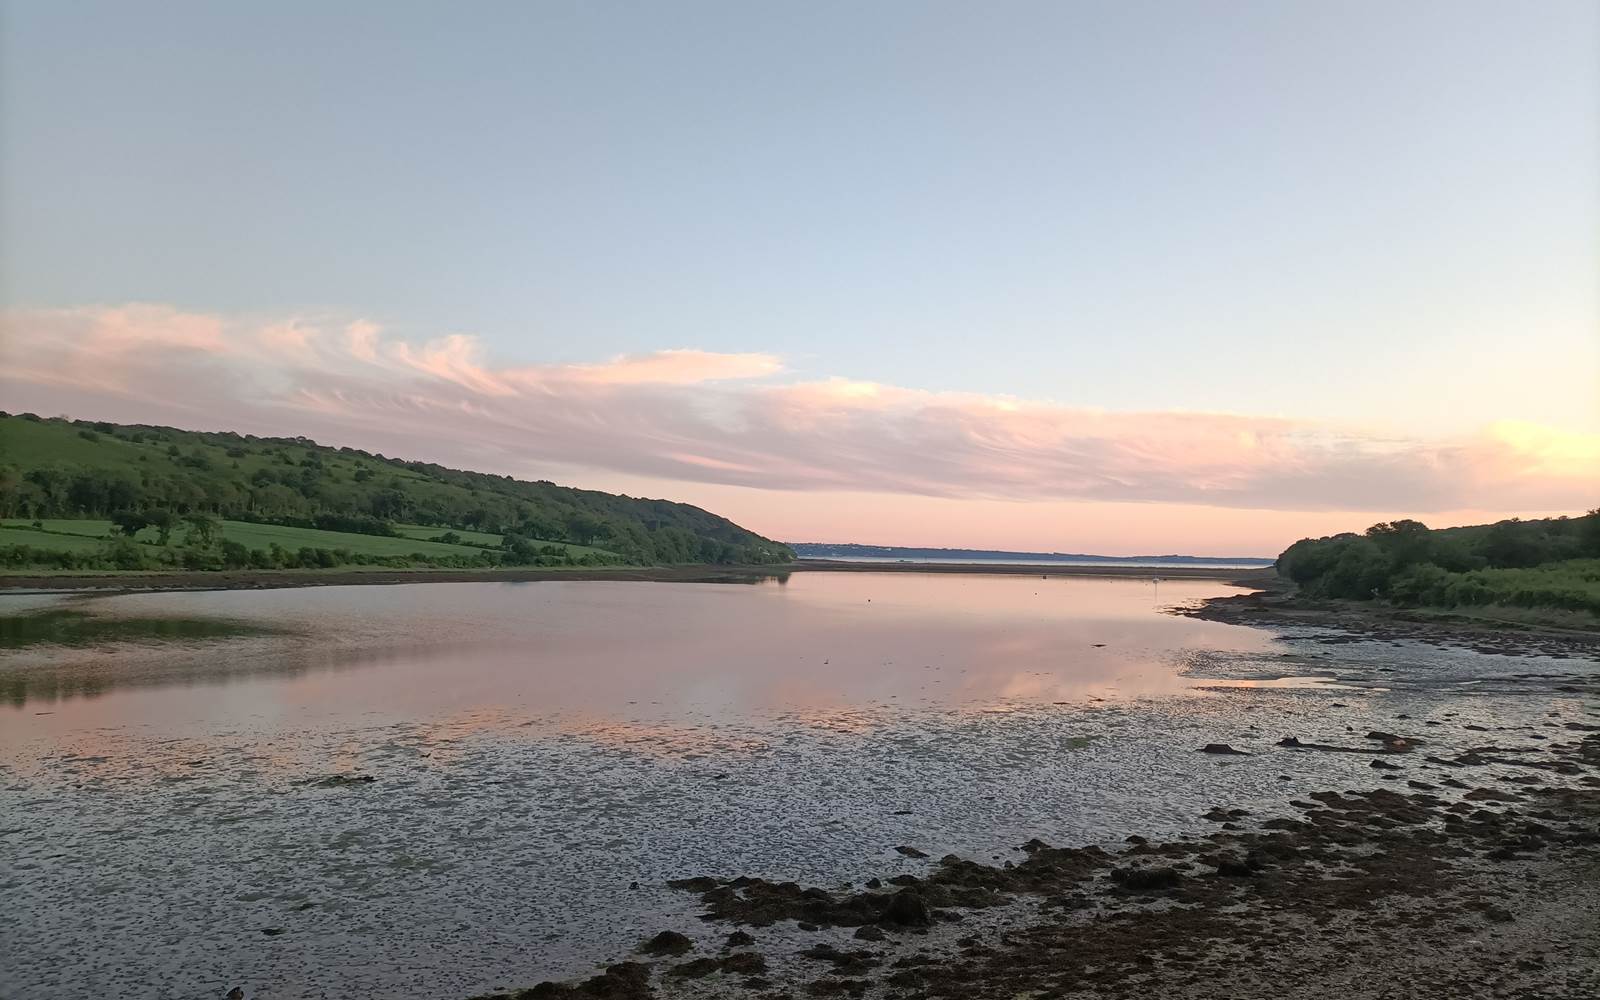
[0,573,1595,999]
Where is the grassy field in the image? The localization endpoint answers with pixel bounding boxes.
[3,518,120,537]
[392,523,505,546]
[203,521,488,557]
[4,518,494,558]
[0,526,115,552]
[390,522,615,558]
[0,517,618,562]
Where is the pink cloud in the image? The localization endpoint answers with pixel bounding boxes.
[532,349,783,385]
[1,303,1593,516]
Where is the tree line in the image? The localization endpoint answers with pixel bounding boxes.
[1276,512,1600,616]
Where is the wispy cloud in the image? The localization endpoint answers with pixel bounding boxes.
[2,303,1593,514]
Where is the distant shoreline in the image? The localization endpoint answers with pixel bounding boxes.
[791,559,1272,581]
[791,543,1274,566]
[0,560,1275,594]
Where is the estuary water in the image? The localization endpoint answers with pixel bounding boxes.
[1,573,1593,999]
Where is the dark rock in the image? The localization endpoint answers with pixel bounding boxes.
[894,845,929,859]
[640,930,693,956]
[666,876,719,893]
[304,773,376,788]
[800,943,844,962]
[1208,854,1256,877]
[853,924,885,941]
[725,930,754,947]
[502,961,650,999]
[1110,866,1182,890]
[720,952,767,975]
[1485,906,1514,923]
[880,889,932,927]
[667,958,720,978]
[1465,788,1520,803]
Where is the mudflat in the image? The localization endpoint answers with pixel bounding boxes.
[488,736,1600,1000]
[3,573,1595,1000]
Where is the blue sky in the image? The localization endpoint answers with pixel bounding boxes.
[2,1,1595,551]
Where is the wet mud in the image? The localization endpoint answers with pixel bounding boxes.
[469,731,1600,1000]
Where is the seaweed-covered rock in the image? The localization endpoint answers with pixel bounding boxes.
[880,889,932,927]
[639,931,692,956]
[1110,866,1183,890]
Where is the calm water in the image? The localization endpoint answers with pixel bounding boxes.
[803,556,1269,569]
[1,573,1593,999]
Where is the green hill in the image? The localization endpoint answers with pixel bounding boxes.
[0,412,793,572]
[1276,512,1600,621]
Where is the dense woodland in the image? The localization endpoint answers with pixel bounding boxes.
[0,413,793,570]
[1277,513,1600,618]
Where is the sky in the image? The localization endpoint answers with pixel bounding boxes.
[1,1,1596,555]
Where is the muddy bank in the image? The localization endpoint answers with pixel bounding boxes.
[0,561,1270,594]
[465,730,1600,1000]
[1184,586,1600,661]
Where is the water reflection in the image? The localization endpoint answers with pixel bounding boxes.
[6,574,1592,1000]
[0,606,282,649]
[0,574,1277,739]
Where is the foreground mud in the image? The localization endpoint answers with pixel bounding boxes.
[469,728,1600,1000]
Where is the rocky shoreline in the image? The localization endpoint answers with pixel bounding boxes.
[1181,585,1600,661]
[462,726,1600,1000]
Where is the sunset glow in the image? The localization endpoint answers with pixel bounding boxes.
[2,2,1595,554]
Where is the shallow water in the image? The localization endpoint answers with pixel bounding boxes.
[0,573,1594,999]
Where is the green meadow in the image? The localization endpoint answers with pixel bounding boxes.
[0,413,793,573]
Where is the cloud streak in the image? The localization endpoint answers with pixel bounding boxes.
[3,303,1593,514]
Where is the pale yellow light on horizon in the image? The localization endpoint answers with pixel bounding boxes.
[558,471,1582,557]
